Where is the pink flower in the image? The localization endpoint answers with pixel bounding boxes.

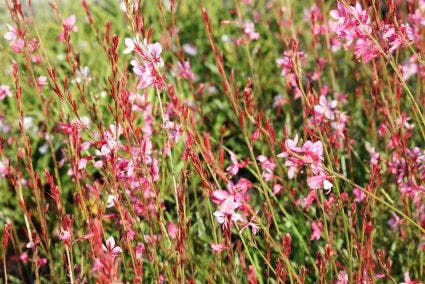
[256,155,276,182]
[354,38,381,63]
[402,56,418,81]
[210,243,226,253]
[336,271,349,284]
[314,95,337,120]
[382,24,414,54]
[239,219,260,235]
[176,61,195,80]
[4,24,18,42]
[37,257,48,266]
[353,187,366,202]
[242,22,260,41]
[20,252,29,262]
[211,190,230,204]
[58,229,72,244]
[369,147,380,166]
[387,212,404,231]
[310,221,323,240]
[77,158,88,170]
[102,236,122,256]
[167,222,178,239]
[400,272,420,284]
[213,196,242,228]
[302,140,323,164]
[302,189,317,208]
[0,85,12,100]
[330,2,371,48]
[131,59,165,90]
[11,39,25,53]
[63,15,78,32]
[307,173,333,192]
[226,151,240,176]
[123,37,136,54]
[135,243,145,259]
[4,25,25,53]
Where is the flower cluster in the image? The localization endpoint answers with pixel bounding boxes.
[124,38,166,89]
[278,135,332,192]
[330,1,414,62]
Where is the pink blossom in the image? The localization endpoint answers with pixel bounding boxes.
[78,158,88,170]
[354,38,381,63]
[242,22,260,41]
[307,173,333,192]
[239,219,260,235]
[176,61,195,80]
[123,37,136,54]
[63,15,78,32]
[256,155,276,182]
[210,243,226,253]
[314,95,337,120]
[37,257,48,266]
[302,189,317,208]
[131,59,165,90]
[226,151,240,176]
[135,243,145,259]
[273,184,282,195]
[213,196,242,228]
[336,271,349,284]
[4,25,24,53]
[353,187,366,202]
[369,147,380,166]
[387,212,404,231]
[19,252,29,262]
[4,24,18,42]
[402,56,418,81]
[102,236,122,256]
[11,39,25,53]
[167,222,178,239]
[211,190,230,204]
[302,140,323,164]
[0,85,12,100]
[182,43,197,56]
[58,228,72,244]
[310,221,323,240]
[400,272,420,284]
[382,24,414,54]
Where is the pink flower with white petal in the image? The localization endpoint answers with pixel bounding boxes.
[102,236,122,256]
[226,151,240,176]
[314,95,337,120]
[4,24,18,42]
[213,196,242,228]
[307,172,333,192]
[123,37,136,54]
